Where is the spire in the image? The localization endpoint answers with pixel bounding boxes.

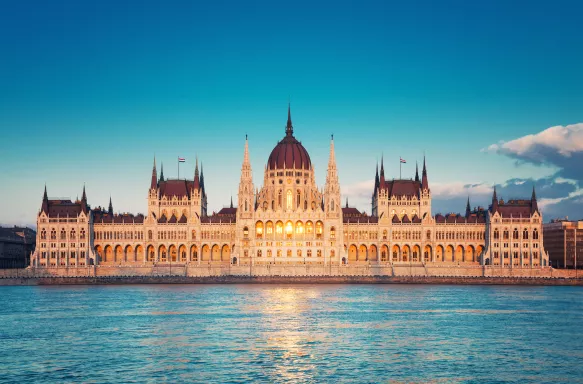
[230,196,234,209]
[531,185,539,214]
[81,184,88,213]
[374,162,380,191]
[108,196,113,215]
[380,155,385,178]
[193,156,200,189]
[421,155,429,190]
[244,135,250,165]
[492,186,499,213]
[415,161,420,183]
[150,156,158,190]
[41,184,49,214]
[200,163,206,196]
[465,196,471,218]
[346,197,349,208]
[159,162,165,182]
[285,102,293,137]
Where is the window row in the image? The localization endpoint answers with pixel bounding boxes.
[41,228,86,241]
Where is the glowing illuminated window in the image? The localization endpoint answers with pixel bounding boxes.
[296,221,304,234]
[285,221,293,239]
[255,222,264,238]
[316,221,323,239]
[266,221,273,235]
[276,221,283,237]
[317,249,322,257]
[297,249,302,257]
[287,249,292,257]
[287,190,292,209]
[306,221,313,235]
[307,249,312,257]
[243,227,249,237]
[277,249,282,257]
[267,249,272,257]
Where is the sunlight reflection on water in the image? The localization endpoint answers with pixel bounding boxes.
[0,284,582,383]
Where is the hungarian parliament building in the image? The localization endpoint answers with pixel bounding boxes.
[32,106,549,269]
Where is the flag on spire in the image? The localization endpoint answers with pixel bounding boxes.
[400,157,407,163]
[178,157,185,163]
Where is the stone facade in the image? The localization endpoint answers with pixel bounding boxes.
[543,219,583,268]
[31,106,549,271]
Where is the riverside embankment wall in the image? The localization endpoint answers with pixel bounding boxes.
[0,264,581,285]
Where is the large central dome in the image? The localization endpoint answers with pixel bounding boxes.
[267,105,312,171]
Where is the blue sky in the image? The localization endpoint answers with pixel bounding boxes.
[1,0,582,226]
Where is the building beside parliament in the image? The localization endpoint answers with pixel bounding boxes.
[31,106,549,269]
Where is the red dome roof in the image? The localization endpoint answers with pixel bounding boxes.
[268,135,312,170]
[267,105,312,171]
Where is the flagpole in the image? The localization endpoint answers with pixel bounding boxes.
[177,157,180,180]
[400,158,402,179]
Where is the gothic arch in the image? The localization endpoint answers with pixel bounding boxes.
[124,245,133,262]
[445,245,454,262]
[201,244,210,261]
[436,245,444,261]
[158,245,167,262]
[402,245,410,262]
[135,245,144,262]
[178,244,187,262]
[190,245,199,262]
[369,244,378,262]
[211,244,221,261]
[466,245,475,262]
[412,245,421,262]
[221,244,230,261]
[348,244,357,262]
[455,245,464,262]
[392,244,400,261]
[359,244,368,261]
[423,245,432,262]
[114,245,123,263]
[146,245,155,262]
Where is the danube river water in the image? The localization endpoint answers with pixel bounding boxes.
[0,285,582,383]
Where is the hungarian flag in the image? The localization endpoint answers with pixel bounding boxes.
[178,157,186,163]
[400,157,406,163]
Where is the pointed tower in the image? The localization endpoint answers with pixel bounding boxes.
[41,185,49,214]
[108,196,113,215]
[286,103,293,137]
[81,184,88,214]
[199,162,207,217]
[491,186,499,213]
[374,162,380,192]
[415,162,420,183]
[421,156,429,191]
[419,155,432,219]
[238,135,254,217]
[159,162,165,183]
[465,196,471,218]
[531,186,539,214]
[193,157,200,190]
[150,156,158,190]
[325,134,341,215]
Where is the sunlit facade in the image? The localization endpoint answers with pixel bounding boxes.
[31,106,549,269]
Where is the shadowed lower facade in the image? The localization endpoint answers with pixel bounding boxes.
[31,106,549,270]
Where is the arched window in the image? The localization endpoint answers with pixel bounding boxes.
[306,221,314,235]
[330,226,336,239]
[493,229,499,240]
[523,229,529,240]
[263,201,268,211]
[295,221,304,235]
[41,229,46,240]
[304,200,307,210]
[285,221,293,239]
[533,229,539,240]
[276,221,283,238]
[245,200,248,211]
[426,230,431,240]
[513,228,519,240]
[503,229,509,240]
[192,230,196,240]
[383,230,388,240]
[60,229,66,240]
[316,221,323,239]
[257,250,262,257]
[331,199,334,211]
[267,249,272,257]
[266,221,274,236]
[286,190,292,209]
[70,229,76,240]
[272,200,275,210]
[255,221,264,239]
[278,190,283,208]
[243,226,249,238]
[297,190,301,208]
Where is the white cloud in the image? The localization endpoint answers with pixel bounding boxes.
[430,182,492,199]
[486,123,583,162]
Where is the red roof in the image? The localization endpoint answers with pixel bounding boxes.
[47,200,82,217]
[382,180,420,198]
[267,135,312,171]
[159,179,194,199]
